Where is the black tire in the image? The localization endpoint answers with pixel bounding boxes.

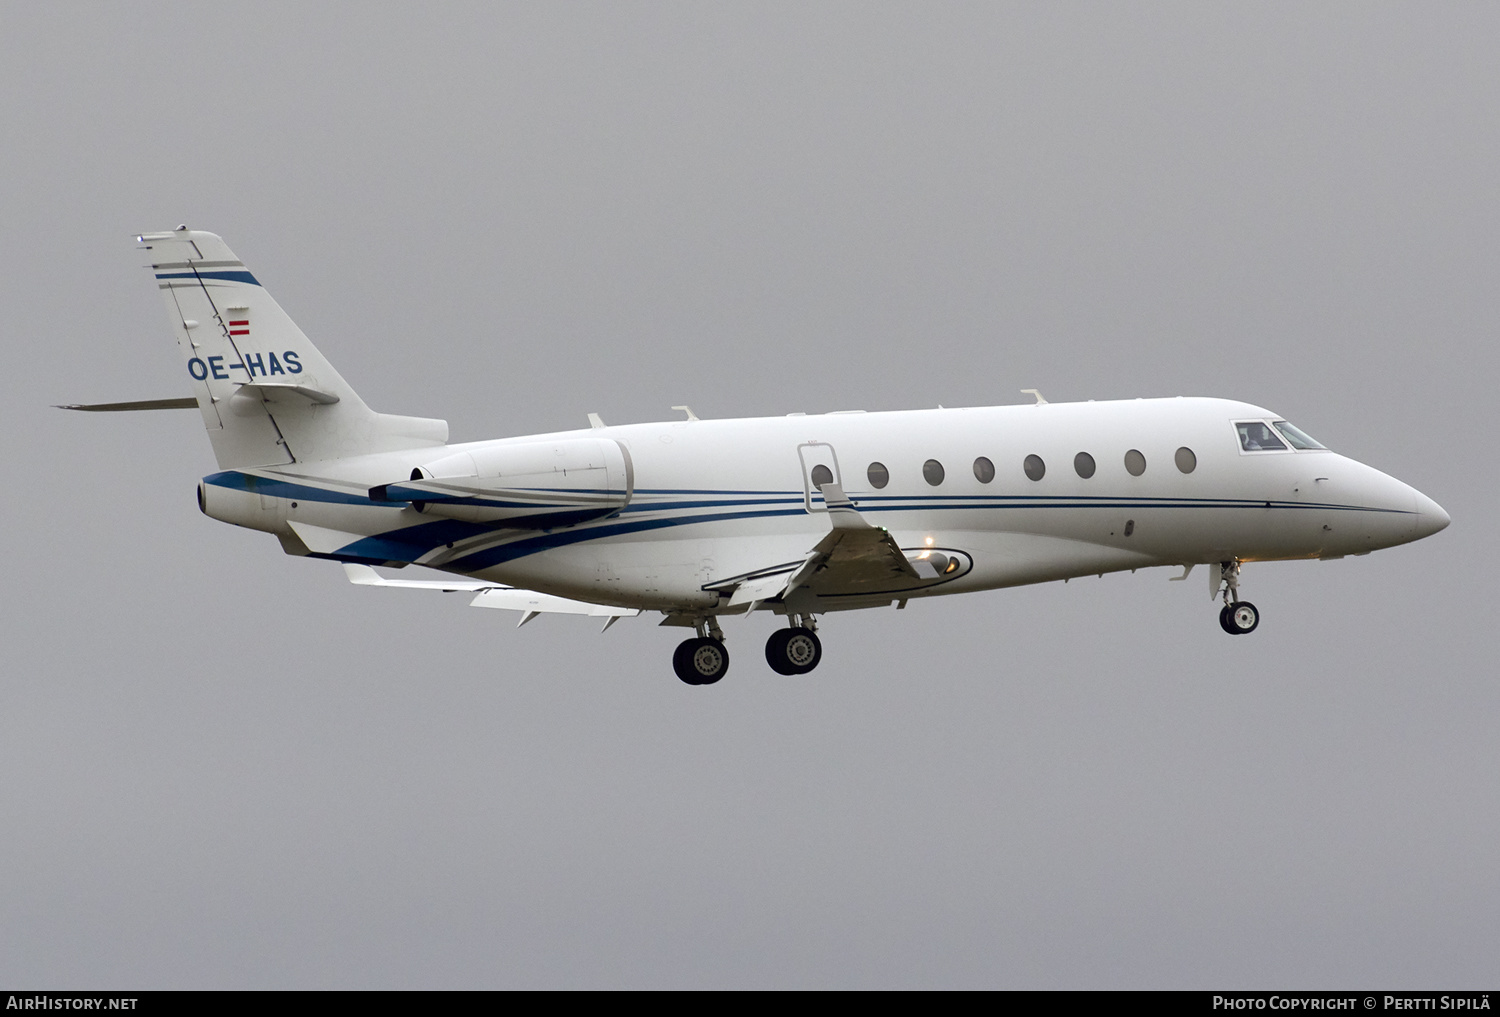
[765,629,797,675]
[783,627,822,674]
[673,638,702,684]
[1226,601,1260,635]
[674,637,729,685]
[1218,604,1237,634]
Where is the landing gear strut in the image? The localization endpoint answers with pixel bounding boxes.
[674,617,729,685]
[1215,560,1260,635]
[765,616,822,675]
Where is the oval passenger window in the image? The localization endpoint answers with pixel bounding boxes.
[1024,454,1045,482]
[1175,447,1196,474]
[810,464,833,489]
[1074,452,1096,479]
[1124,449,1146,476]
[923,459,945,486]
[867,462,889,489]
[973,456,995,483]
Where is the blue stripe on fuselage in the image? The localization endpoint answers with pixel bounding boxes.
[204,471,380,506]
[444,507,812,571]
[332,519,502,562]
[438,494,1413,569]
[204,471,1414,567]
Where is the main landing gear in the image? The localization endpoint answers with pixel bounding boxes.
[673,637,729,684]
[673,617,729,685]
[673,615,826,684]
[765,619,822,675]
[1215,560,1260,635]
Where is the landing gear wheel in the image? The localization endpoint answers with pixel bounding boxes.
[765,630,796,675]
[674,637,729,685]
[1218,604,1236,634]
[1225,601,1259,634]
[766,627,821,674]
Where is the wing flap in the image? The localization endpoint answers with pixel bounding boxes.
[726,569,797,607]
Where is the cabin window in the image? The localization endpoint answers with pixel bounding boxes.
[1175,447,1197,473]
[1024,454,1045,481]
[1273,420,1326,450]
[867,462,889,489]
[923,459,945,486]
[1124,449,1146,476]
[973,456,995,483]
[1074,452,1096,479]
[810,464,834,489]
[1236,421,1287,452]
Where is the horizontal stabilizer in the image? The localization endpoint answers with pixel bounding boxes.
[56,397,198,411]
[469,588,638,618]
[342,563,493,592]
[342,563,638,626]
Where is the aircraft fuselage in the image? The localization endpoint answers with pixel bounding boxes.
[197,395,1447,614]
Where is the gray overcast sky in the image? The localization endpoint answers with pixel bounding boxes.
[1,2,1495,989]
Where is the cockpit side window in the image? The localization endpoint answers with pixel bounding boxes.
[1236,420,1287,452]
[1272,420,1327,450]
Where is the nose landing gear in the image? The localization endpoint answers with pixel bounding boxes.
[1215,560,1260,635]
[1219,600,1260,634]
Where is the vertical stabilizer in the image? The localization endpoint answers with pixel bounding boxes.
[139,229,447,469]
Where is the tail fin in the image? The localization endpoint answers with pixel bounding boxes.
[138,228,447,469]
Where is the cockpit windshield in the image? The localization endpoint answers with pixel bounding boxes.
[1236,421,1286,451]
[1272,420,1326,450]
[1235,419,1329,452]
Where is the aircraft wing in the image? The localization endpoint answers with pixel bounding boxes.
[722,484,920,609]
[342,564,639,628]
[797,484,922,594]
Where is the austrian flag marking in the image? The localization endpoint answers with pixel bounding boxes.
[228,317,249,336]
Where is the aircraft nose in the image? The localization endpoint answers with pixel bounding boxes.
[1413,490,1450,539]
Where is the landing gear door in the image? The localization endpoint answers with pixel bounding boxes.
[797,442,842,513]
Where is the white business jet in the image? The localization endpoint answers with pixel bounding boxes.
[64,229,1449,685]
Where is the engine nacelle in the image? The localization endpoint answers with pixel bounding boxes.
[197,476,284,533]
[372,438,633,527]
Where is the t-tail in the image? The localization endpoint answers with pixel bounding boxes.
[138,228,447,468]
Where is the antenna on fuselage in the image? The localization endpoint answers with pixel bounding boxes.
[1021,388,1048,405]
